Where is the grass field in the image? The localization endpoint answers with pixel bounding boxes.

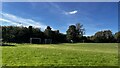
[1,43,118,66]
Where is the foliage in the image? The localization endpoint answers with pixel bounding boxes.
[2,26,42,43]
[93,30,114,43]
[114,31,120,43]
[66,25,78,42]
[1,25,119,43]
[66,23,85,42]
[44,26,66,43]
[76,23,85,37]
[44,26,52,38]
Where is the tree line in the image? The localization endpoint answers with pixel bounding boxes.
[1,23,120,43]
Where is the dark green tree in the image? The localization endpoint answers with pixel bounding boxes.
[114,31,120,43]
[93,30,114,43]
[76,23,85,42]
[66,25,77,42]
[76,23,85,37]
[44,26,52,38]
[2,26,42,43]
[29,26,33,38]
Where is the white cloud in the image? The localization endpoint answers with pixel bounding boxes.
[0,12,47,30]
[48,3,78,16]
[48,3,79,16]
[0,18,22,26]
[65,10,78,15]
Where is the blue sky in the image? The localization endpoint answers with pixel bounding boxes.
[0,2,118,36]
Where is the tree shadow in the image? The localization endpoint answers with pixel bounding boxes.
[1,43,15,46]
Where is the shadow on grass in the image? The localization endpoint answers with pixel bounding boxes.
[1,43,15,46]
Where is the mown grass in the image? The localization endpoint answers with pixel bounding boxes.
[1,43,118,66]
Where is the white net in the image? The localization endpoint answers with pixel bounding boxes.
[30,38,41,44]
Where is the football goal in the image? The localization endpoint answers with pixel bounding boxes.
[30,38,41,44]
[44,39,52,44]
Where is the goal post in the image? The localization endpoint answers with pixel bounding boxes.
[44,39,52,44]
[30,38,41,44]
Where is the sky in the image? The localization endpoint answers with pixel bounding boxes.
[0,2,118,36]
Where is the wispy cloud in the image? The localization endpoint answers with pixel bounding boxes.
[65,10,78,15]
[49,3,78,15]
[0,18,19,25]
[0,12,47,30]
[48,2,67,14]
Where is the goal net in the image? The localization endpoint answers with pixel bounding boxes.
[44,39,52,44]
[30,38,41,44]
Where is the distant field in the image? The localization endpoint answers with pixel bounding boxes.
[1,43,118,66]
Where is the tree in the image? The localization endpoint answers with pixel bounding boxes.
[58,33,67,43]
[76,23,85,42]
[66,25,78,42]
[2,26,15,42]
[2,26,42,43]
[76,23,85,37]
[66,23,85,43]
[114,32,120,43]
[29,26,33,38]
[93,30,114,43]
[44,26,52,38]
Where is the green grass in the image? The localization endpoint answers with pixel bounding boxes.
[1,43,118,66]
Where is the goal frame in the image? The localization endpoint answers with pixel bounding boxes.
[44,39,52,44]
[30,38,41,44]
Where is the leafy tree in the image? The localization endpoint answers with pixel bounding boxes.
[76,23,85,42]
[58,33,67,43]
[44,26,52,38]
[2,25,116,43]
[2,26,15,42]
[66,23,85,43]
[76,23,85,37]
[51,30,59,43]
[88,36,95,42]
[2,26,42,43]
[29,26,33,38]
[93,30,114,43]
[66,25,78,42]
[114,32,120,43]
